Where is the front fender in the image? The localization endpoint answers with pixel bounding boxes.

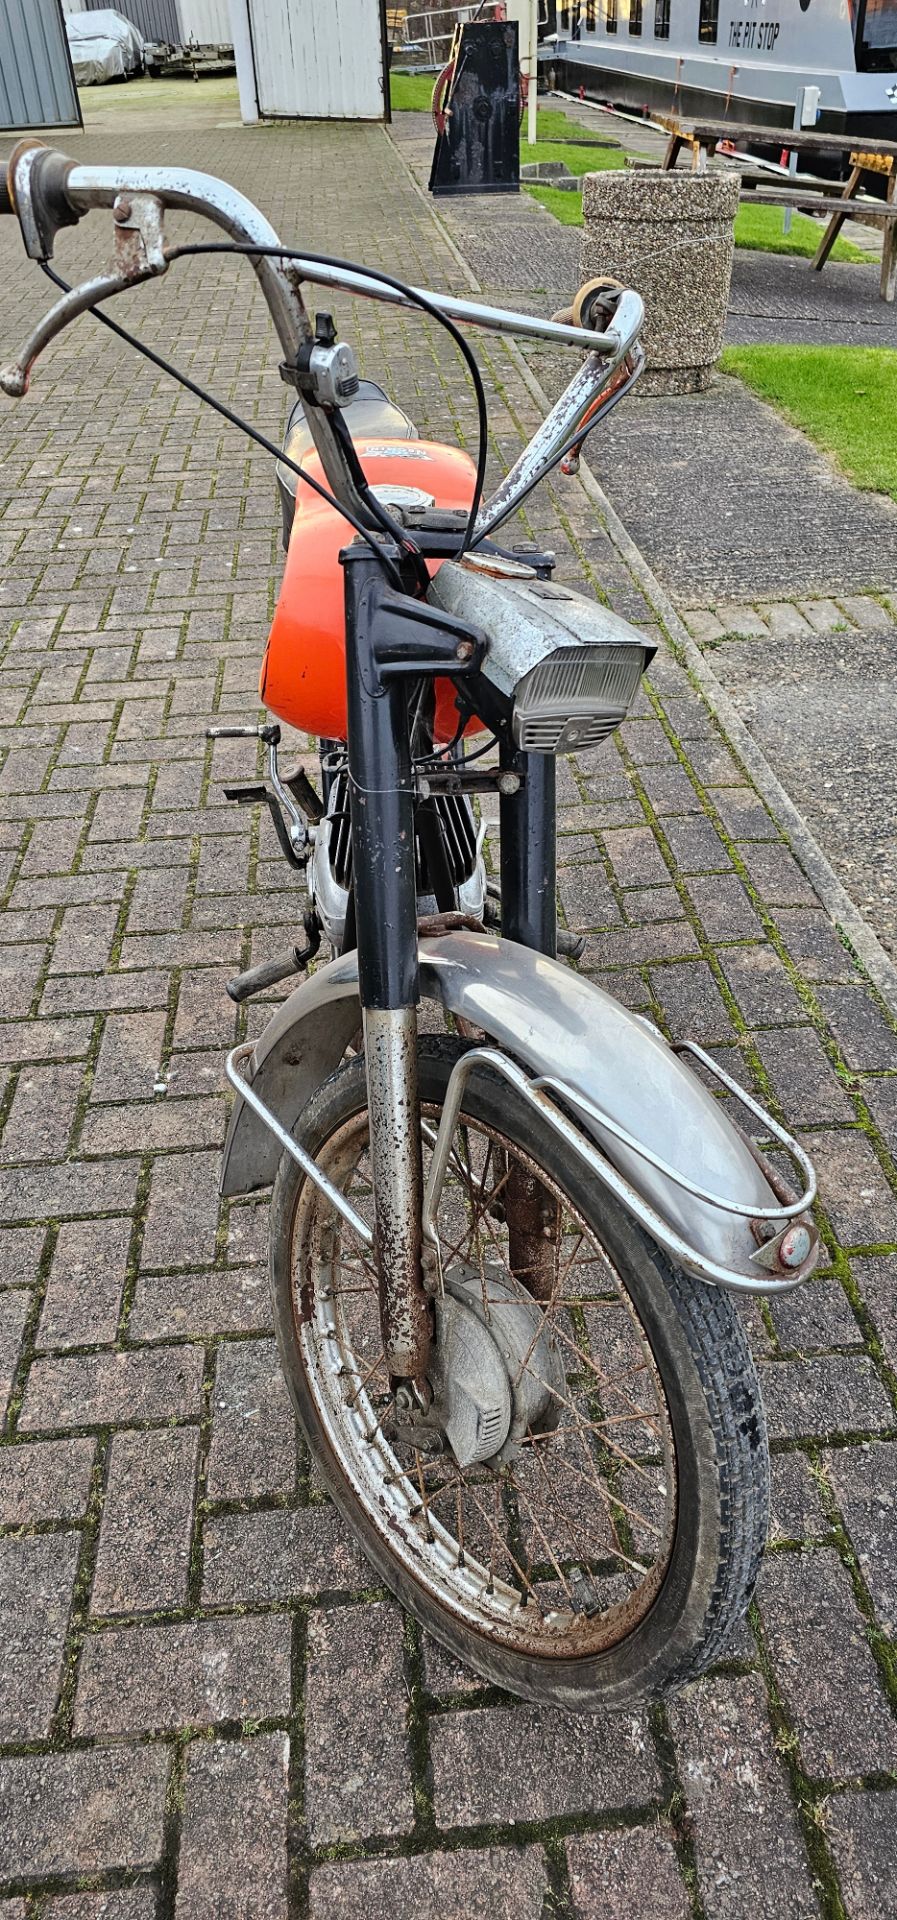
[220,932,795,1284]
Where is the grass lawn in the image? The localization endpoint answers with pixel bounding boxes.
[735,201,866,263]
[721,345,897,501]
[523,186,866,263]
[389,78,625,174]
[78,74,239,118]
[388,70,435,112]
[525,183,587,223]
[522,138,625,176]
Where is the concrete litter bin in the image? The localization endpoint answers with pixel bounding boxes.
[580,170,740,394]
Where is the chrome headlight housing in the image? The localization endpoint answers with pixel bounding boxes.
[427,555,655,754]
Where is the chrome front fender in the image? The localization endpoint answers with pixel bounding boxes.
[220,932,817,1290]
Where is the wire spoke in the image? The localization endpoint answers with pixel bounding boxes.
[518,1439,602,1597]
[521,1426,664,1544]
[549,1316,665,1434]
[344,1346,389,1410]
[305,1093,676,1653]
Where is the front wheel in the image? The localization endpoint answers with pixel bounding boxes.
[269,1037,769,1710]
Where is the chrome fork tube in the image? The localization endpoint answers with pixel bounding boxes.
[363,1006,429,1383]
[342,543,430,1386]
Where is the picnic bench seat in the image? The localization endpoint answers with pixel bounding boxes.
[655,116,897,301]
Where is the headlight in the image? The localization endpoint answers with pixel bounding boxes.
[427,555,655,755]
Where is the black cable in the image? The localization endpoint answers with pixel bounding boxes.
[37,258,407,591]
[416,723,500,770]
[165,242,490,552]
[455,730,501,766]
[327,402,430,595]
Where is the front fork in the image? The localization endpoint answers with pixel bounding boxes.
[499,743,563,1298]
[343,546,431,1387]
[343,543,562,1385]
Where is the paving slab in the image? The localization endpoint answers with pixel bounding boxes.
[668,1671,818,1918]
[822,1789,897,1920]
[584,380,897,602]
[727,250,897,349]
[706,625,897,959]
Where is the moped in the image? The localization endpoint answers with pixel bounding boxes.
[0,142,820,1708]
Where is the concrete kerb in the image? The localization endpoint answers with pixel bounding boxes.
[387,124,897,1023]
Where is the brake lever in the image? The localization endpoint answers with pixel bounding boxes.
[558,344,646,476]
[0,191,168,399]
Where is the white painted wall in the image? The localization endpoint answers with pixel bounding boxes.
[180,0,233,41]
[245,0,386,119]
[228,0,258,115]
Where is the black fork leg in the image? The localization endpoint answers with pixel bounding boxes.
[499,741,557,957]
[499,741,562,1296]
[342,545,430,1386]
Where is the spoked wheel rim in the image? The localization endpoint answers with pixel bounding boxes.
[289,1101,679,1662]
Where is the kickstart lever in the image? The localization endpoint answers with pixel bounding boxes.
[206,722,313,867]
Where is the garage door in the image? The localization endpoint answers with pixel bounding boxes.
[247,0,386,119]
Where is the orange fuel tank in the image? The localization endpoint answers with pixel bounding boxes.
[260,436,480,745]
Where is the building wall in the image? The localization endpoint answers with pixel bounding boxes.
[64,0,181,39]
[245,0,386,118]
[179,0,233,42]
[62,0,233,44]
[1,0,81,129]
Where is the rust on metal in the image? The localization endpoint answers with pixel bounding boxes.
[505,1162,562,1303]
[364,1007,432,1383]
[417,910,488,937]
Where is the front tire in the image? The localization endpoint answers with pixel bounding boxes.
[269,1037,769,1709]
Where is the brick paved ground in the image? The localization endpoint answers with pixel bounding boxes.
[0,100,897,1916]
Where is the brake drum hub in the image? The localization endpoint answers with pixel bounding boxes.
[428,1261,566,1468]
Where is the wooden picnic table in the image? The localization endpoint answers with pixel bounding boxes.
[657,115,897,300]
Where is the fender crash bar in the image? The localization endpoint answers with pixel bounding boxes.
[224,1036,818,1298]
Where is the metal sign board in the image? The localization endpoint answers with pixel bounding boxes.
[429,19,521,196]
[0,0,82,131]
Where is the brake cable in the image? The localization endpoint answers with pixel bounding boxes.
[38,257,409,590]
[160,242,490,554]
[39,234,490,582]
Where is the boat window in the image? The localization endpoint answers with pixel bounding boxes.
[654,0,670,34]
[559,3,570,27]
[586,0,597,25]
[630,0,643,31]
[855,0,897,69]
[607,0,618,31]
[699,0,719,40]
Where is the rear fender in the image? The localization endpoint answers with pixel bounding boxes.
[220,932,811,1287]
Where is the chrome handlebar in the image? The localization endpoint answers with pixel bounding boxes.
[0,143,645,538]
